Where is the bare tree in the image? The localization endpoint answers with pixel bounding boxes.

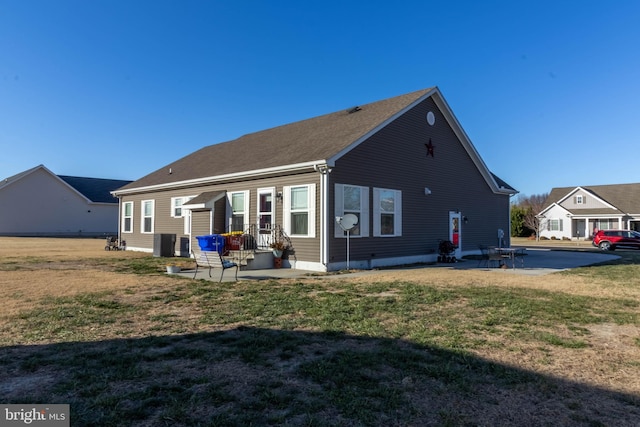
[515,193,549,240]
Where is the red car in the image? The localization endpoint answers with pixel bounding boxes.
[592,230,640,251]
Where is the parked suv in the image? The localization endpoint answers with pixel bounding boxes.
[592,230,640,251]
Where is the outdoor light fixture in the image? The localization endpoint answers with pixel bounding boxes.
[314,164,332,174]
[276,192,283,202]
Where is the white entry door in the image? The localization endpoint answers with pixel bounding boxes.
[257,188,275,247]
[449,211,462,259]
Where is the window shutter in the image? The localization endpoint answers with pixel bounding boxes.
[560,219,563,231]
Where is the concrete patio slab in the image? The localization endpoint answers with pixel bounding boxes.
[169,247,621,282]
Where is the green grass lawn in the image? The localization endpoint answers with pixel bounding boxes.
[1,250,639,426]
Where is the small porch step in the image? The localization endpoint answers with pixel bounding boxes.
[226,249,275,270]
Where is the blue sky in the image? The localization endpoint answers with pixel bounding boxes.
[1,1,639,198]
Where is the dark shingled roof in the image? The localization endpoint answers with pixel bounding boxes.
[491,173,516,192]
[116,88,435,192]
[544,183,640,214]
[59,176,133,203]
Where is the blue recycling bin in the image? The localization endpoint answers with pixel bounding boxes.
[196,234,225,253]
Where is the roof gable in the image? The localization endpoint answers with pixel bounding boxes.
[0,164,47,190]
[544,183,640,214]
[1,165,132,204]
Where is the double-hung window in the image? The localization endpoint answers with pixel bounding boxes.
[334,184,369,237]
[229,191,249,232]
[284,184,315,237]
[171,196,195,218]
[373,188,402,237]
[141,200,155,234]
[122,201,133,233]
[548,219,563,231]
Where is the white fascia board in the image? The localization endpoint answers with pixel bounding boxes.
[112,160,324,196]
[537,202,568,217]
[571,213,624,218]
[183,191,226,210]
[182,203,206,210]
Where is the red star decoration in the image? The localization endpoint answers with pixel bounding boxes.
[425,139,435,157]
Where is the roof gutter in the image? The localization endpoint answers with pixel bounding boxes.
[112,160,329,196]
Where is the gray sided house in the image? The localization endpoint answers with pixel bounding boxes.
[0,164,132,237]
[539,183,640,240]
[112,87,516,271]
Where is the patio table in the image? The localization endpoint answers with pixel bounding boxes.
[496,247,526,268]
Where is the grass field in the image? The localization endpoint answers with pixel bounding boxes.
[0,237,638,426]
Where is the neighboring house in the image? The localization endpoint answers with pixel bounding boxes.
[112,87,516,271]
[0,164,132,237]
[538,183,640,240]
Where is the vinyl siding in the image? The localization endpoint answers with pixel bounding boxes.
[0,167,119,236]
[118,172,322,262]
[191,210,212,252]
[328,96,510,265]
[117,92,511,269]
[559,192,610,210]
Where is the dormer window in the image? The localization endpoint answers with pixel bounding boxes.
[576,195,584,205]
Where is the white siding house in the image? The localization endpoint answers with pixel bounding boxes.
[0,165,131,237]
[538,184,640,240]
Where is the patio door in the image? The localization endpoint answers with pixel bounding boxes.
[257,188,275,248]
[449,211,462,259]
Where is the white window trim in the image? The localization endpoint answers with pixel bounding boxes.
[122,201,133,233]
[334,183,369,238]
[257,187,276,230]
[373,187,402,237]
[549,218,563,231]
[283,184,316,238]
[171,196,196,218]
[228,190,250,232]
[141,200,155,234]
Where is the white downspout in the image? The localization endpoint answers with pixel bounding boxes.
[314,164,332,270]
[116,197,122,241]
